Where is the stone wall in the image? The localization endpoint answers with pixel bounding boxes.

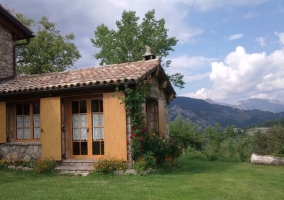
[0,23,14,79]
[0,143,42,161]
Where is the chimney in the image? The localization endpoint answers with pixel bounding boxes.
[142,45,156,61]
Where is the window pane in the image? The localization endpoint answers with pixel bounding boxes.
[80,114,87,127]
[72,115,79,128]
[24,116,30,127]
[16,104,22,115]
[80,100,87,113]
[93,128,99,140]
[33,102,40,114]
[17,129,23,139]
[23,128,30,139]
[17,116,23,127]
[33,115,40,127]
[92,141,100,155]
[23,103,30,115]
[99,99,103,112]
[100,114,104,126]
[101,141,104,155]
[73,142,80,155]
[81,128,88,140]
[91,99,99,112]
[81,142,88,155]
[34,128,40,139]
[92,114,99,126]
[72,101,79,114]
[73,128,80,141]
[100,128,104,140]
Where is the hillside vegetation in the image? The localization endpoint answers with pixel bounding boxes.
[170,115,284,162]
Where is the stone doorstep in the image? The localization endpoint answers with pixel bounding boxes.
[55,165,95,171]
[60,159,96,167]
[55,164,95,176]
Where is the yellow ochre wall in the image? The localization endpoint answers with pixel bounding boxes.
[103,92,127,160]
[40,97,61,160]
[0,102,6,143]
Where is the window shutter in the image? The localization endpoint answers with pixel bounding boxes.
[0,102,6,143]
[40,97,61,160]
[103,92,127,160]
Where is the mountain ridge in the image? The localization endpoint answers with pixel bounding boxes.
[169,97,284,128]
[205,98,284,113]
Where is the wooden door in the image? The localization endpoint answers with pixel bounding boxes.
[69,93,127,160]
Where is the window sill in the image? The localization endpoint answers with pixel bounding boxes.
[4,142,41,146]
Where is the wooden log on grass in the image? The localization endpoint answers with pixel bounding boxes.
[251,153,284,166]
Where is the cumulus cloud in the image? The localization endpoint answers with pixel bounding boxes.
[187,33,284,102]
[255,37,266,47]
[228,34,244,40]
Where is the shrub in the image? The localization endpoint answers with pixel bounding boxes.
[252,125,284,157]
[140,131,182,167]
[237,136,253,162]
[0,158,10,168]
[94,156,128,175]
[33,157,57,174]
[134,151,156,172]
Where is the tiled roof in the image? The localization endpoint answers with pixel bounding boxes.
[0,59,160,94]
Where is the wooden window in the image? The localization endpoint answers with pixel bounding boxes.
[72,100,88,155]
[15,102,40,141]
[146,98,159,132]
[92,99,104,155]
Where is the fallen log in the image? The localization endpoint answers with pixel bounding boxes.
[251,153,284,166]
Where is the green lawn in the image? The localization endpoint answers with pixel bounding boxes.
[1,158,283,200]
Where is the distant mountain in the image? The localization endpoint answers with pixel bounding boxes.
[231,98,284,113]
[169,97,284,128]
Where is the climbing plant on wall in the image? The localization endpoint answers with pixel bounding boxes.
[116,77,182,169]
[116,77,152,160]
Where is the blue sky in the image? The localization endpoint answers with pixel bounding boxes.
[2,0,284,103]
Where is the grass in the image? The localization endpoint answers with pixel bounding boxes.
[0,158,284,200]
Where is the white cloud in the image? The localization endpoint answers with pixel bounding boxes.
[243,11,260,19]
[228,34,244,40]
[255,37,266,47]
[178,0,267,12]
[275,32,284,47]
[187,38,284,102]
[169,55,214,82]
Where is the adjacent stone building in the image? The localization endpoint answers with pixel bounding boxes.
[0,4,34,80]
[0,22,13,78]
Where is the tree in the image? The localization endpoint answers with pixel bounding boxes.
[15,13,81,74]
[91,10,185,89]
[170,115,203,156]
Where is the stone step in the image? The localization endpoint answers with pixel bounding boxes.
[55,159,96,176]
[60,159,95,167]
[55,165,95,176]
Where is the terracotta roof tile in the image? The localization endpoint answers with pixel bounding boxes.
[0,59,160,94]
